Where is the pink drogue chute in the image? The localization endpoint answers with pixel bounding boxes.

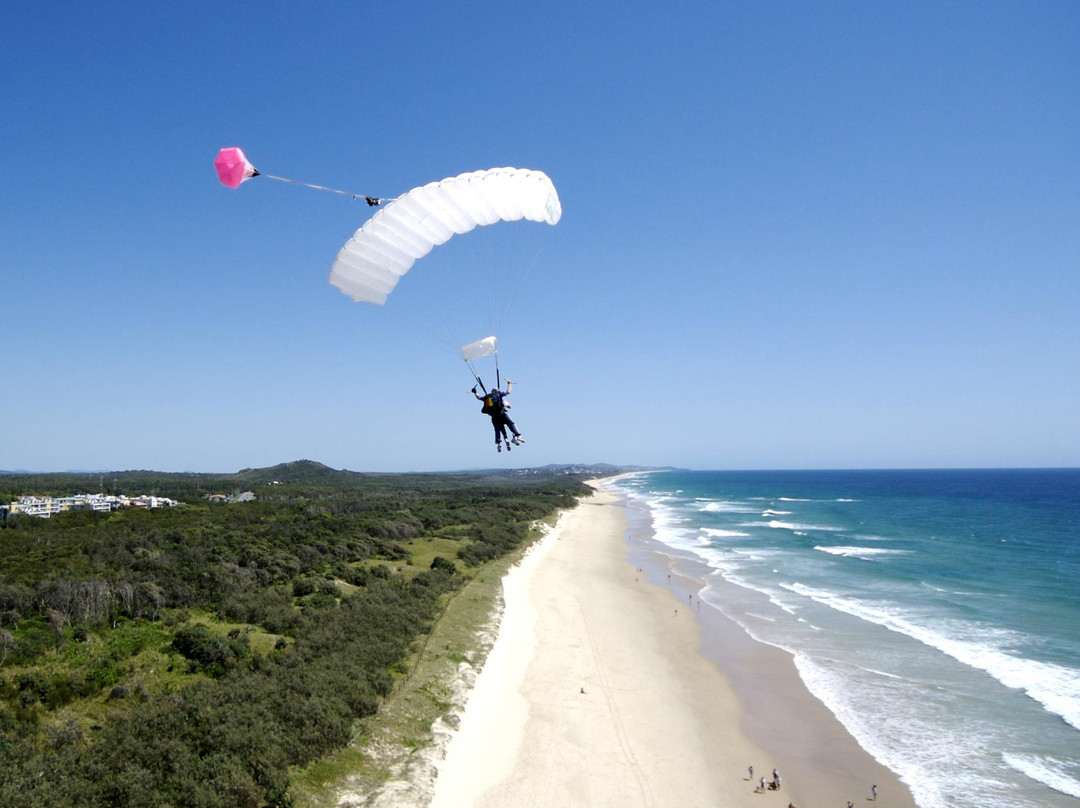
[212,147,378,206]
[213,147,258,189]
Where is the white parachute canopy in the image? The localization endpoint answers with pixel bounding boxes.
[461,335,497,362]
[329,167,562,304]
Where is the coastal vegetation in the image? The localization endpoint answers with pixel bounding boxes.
[0,461,590,807]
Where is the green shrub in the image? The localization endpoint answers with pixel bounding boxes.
[430,556,456,574]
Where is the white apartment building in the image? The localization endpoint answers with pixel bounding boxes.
[8,493,178,518]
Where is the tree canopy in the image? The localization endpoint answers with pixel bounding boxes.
[0,465,590,807]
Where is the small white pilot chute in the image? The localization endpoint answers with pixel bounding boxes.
[461,335,501,393]
[461,335,497,362]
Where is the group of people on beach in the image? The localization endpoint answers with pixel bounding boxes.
[748,764,877,804]
[749,765,782,793]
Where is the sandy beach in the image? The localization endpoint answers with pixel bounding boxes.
[429,480,916,808]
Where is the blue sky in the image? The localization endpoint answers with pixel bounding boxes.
[2,2,1077,473]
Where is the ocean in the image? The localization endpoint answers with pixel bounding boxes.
[608,469,1080,808]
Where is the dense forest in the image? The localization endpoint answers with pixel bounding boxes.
[0,461,593,807]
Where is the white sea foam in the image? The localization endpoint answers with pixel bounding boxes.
[697,499,758,513]
[761,509,792,516]
[644,497,715,555]
[729,547,787,562]
[742,519,844,532]
[918,581,990,598]
[791,653,972,808]
[789,653,1077,808]
[701,527,749,538]
[772,597,800,616]
[653,529,705,553]
[647,499,686,526]
[1003,753,1080,799]
[746,611,778,623]
[814,546,912,560]
[857,665,905,680]
[782,582,1080,732]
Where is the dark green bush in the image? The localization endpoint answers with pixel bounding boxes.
[430,556,456,574]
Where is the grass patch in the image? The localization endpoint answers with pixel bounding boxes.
[1,618,193,737]
[294,746,376,793]
[403,536,467,574]
[0,610,291,739]
[351,535,467,582]
[186,609,285,656]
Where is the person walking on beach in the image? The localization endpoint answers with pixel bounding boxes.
[748,764,754,781]
[472,380,523,452]
[871,784,878,801]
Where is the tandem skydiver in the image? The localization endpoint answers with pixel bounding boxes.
[471,380,525,452]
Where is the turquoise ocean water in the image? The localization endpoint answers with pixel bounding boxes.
[608,469,1080,808]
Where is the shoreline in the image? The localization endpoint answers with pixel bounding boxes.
[428,477,916,807]
[618,485,916,808]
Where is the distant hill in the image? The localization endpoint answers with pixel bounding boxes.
[0,461,663,503]
[231,460,365,486]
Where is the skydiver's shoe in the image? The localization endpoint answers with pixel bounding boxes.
[497,443,502,453]
[514,435,525,444]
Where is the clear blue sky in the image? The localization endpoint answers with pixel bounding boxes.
[2,2,1077,473]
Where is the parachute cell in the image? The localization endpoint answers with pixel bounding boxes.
[329,167,562,304]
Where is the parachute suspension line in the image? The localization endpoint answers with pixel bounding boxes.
[255,171,384,206]
[475,221,552,350]
[471,366,485,391]
[463,358,486,393]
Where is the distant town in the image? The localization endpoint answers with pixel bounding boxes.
[2,490,255,519]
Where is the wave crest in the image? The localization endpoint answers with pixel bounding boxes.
[1002,753,1080,799]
